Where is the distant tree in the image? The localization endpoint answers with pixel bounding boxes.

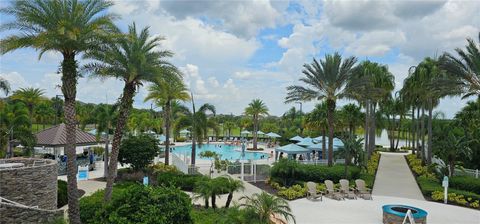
[244,99,269,150]
[11,87,45,126]
[0,78,10,96]
[118,135,159,171]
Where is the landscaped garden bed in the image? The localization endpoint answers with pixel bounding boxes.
[405,154,480,209]
[261,152,381,200]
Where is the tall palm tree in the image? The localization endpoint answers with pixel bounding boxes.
[83,23,177,201]
[175,102,216,166]
[348,61,394,157]
[145,75,190,165]
[304,102,328,159]
[11,87,45,127]
[94,103,117,177]
[223,121,236,138]
[0,1,117,221]
[438,32,480,98]
[240,192,296,224]
[244,99,269,150]
[286,53,357,166]
[0,78,10,96]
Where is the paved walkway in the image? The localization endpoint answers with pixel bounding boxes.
[372,152,424,200]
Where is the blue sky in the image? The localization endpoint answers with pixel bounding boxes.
[1,0,479,118]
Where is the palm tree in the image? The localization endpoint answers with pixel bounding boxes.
[175,102,216,166]
[0,78,10,96]
[339,103,363,135]
[240,192,296,224]
[286,53,357,166]
[304,102,328,159]
[223,175,245,208]
[0,102,32,157]
[244,99,269,150]
[145,75,190,165]
[432,126,472,176]
[35,102,55,130]
[11,87,45,127]
[223,121,236,138]
[438,32,480,98]
[194,178,213,209]
[348,61,394,157]
[94,103,117,177]
[83,23,177,202]
[0,1,117,221]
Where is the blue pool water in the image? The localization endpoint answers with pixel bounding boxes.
[171,144,268,160]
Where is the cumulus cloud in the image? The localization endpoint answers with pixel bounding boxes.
[158,0,280,38]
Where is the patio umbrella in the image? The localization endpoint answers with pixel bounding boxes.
[289,135,303,142]
[266,132,281,138]
[240,130,251,135]
[179,129,190,134]
[257,131,265,135]
[158,134,166,142]
[296,137,315,147]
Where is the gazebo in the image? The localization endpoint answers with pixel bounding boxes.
[34,123,105,158]
[275,143,312,161]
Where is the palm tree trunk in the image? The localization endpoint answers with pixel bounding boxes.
[326,99,336,166]
[416,106,421,158]
[60,53,81,224]
[104,83,136,202]
[225,192,233,208]
[322,128,326,160]
[211,194,217,209]
[368,103,376,157]
[411,105,416,154]
[395,115,402,150]
[253,115,258,150]
[364,100,369,156]
[191,92,196,166]
[427,99,433,165]
[421,106,426,163]
[164,100,171,165]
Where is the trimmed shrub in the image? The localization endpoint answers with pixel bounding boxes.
[270,159,361,186]
[157,171,207,191]
[450,176,480,195]
[104,185,193,224]
[118,135,159,171]
[57,180,68,208]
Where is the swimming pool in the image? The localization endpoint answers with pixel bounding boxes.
[170,144,268,160]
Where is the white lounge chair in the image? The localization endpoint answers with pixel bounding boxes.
[355,179,372,200]
[339,179,357,199]
[306,182,323,201]
[324,180,344,200]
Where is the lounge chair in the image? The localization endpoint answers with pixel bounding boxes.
[355,179,372,200]
[324,180,344,200]
[339,179,356,199]
[306,182,323,201]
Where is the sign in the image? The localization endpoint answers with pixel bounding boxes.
[143,176,149,186]
[77,165,89,181]
[402,209,416,224]
[442,176,449,204]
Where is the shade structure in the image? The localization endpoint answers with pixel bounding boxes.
[296,137,315,146]
[266,132,281,138]
[34,123,105,147]
[313,136,344,147]
[240,130,251,135]
[144,130,156,134]
[275,143,312,154]
[257,131,265,135]
[179,129,190,134]
[158,134,166,142]
[289,135,303,142]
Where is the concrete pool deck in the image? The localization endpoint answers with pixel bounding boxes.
[290,195,480,224]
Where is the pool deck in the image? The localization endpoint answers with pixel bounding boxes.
[290,195,480,224]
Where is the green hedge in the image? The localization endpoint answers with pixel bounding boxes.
[57,180,68,208]
[79,183,193,224]
[417,176,480,202]
[450,176,480,195]
[270,159,361,186]
[157,172,207,192]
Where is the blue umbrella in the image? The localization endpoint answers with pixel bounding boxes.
[266,132,281,138]
[276,143,312,154]
[289,135,303,142]
[296,137,315,146]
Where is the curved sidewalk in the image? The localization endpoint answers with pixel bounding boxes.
[372,152,424,200]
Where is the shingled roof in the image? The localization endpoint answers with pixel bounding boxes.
[34,123,105,147]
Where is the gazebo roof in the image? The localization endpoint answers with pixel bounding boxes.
[275,143,312,154]
[35,123,105,147]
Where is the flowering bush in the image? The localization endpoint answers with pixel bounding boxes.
[367,152,380,175]
[431,191,479,209]
[277,184,307,200]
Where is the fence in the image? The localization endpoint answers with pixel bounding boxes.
[455,168,479,178]
[227,160,271,183]
[171,153,189,174]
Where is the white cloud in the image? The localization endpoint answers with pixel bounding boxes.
[345,31,406,56]
[0,72,28,95]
